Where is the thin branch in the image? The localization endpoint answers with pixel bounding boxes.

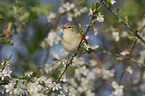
[43,45,50,66]
[129,25,145,55]
[101,0,145,44]
[119,26,145,85]
[47,1,102,95]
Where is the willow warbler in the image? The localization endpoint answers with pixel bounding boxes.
[61,23,83,53]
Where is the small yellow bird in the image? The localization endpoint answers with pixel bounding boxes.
[61,23,83,53]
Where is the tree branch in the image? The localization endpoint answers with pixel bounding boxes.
[101,0,145,44]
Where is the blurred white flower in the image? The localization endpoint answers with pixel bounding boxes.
[80,7,88,13]
[27,82,44,96]
[85,36,89,39]
[74,8,81,17]
[47,12,56,23]
[0,62,12,81]
[5,80,16,94]
[75,66,89,76]
[40,41,47,49]
[110,81,124,96]
[25,71,33,77]
[126,66,133,74]
[137,17,145,29]
[62,2,75,11]
[57,25,63,33]
[66,12,73,21]
[97,12,104,22]
[120,51,129,56]
[112,31,119,41]
[51,51,60,59]
[93,27,99,36]
[73,57,86,66]
[58,7,66,13]
[45,30,61,46]
[60,50,69,58]
[102,68,115,79]
[138,49,145,64]
[89,59,97,66]
[111,0,116,5]
[86,90,95,96]
[60,75,67,82]
[91,44,99,50]
[89,8,93,15]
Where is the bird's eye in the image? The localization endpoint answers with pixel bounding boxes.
[68,26,71,28]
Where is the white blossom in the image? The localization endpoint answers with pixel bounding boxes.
[47,12,56,22]
[138,49,145,64]
[0,62,12,81]
[91,44,99,50]
[45,30,61,46]
[80,7,88,13]
[5,80,16,94]
[25,71,33,77]
[93,27,99,36]
[62,2,75,11]
[27,82,44,96]
[112,31,119,41]
[111,0,116,5]
[89,8,93,16]
[60,75,67,82]
[97,12,104,22]
[40,41,47,49]
[73,57,86,66]
[66,12,73,21]
[58,7,66,13]
[102,68,115,79]
[110,81,124,96]
[85,36,89,39]
[60,50,69,58]
[51,51,60,59]
[86,90,95,96]
[52,82,62,91]
[89,59,97,66]
[126,66,133,74]
[74,8,81,17]
[120,51,129,56]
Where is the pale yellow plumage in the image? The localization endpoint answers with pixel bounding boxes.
[61,23,82,53]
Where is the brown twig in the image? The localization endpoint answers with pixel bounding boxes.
[101,0,145,44]
[43,45,50,67]
[119,26,145,84]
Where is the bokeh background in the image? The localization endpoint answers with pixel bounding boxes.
[0,0,145,96]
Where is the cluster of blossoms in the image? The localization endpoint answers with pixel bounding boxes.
[110,81,124,96]
[0,61,12,81]
[58,2,88,21]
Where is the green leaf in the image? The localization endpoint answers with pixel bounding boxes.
[116,8,120,13]
[115,57,123,61]
[135,28,139,34]
[79,23,84,32]
[107,0,111,7]
[91,3,95,11]
[128,35,136,40]
[91,19,96,25]
[52,57,59,61]
[6,54,12,61]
